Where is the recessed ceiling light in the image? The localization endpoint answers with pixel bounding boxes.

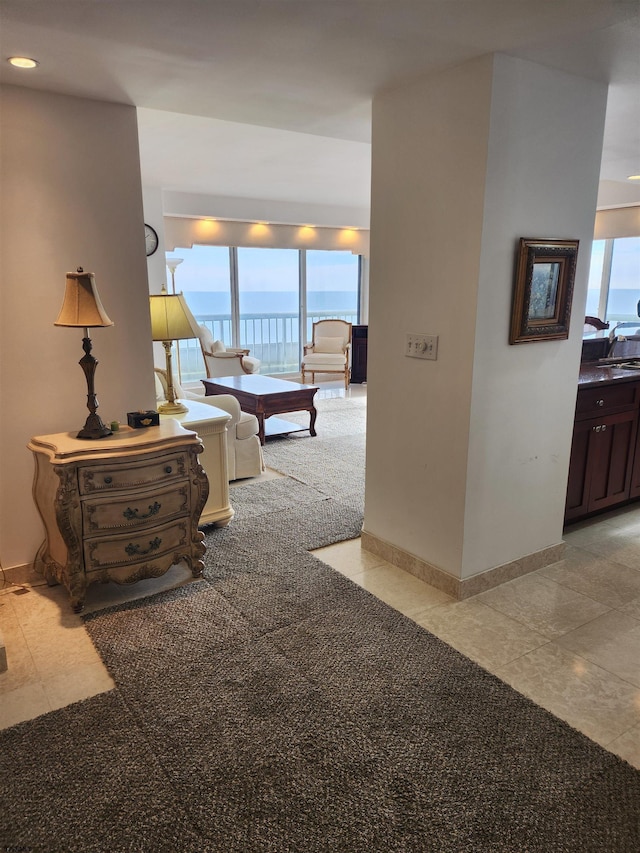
[8,56,39,69]
[628,175,640,181]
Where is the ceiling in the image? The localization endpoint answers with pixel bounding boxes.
[1,0,639,222]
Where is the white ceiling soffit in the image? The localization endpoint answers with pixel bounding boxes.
[1,0,639,213]
[137,108,372,212]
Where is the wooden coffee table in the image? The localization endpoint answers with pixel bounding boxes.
[202,375,319,445]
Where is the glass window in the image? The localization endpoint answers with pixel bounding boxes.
[164,244,363,380]
[306,250,360,342]
[606,236,640,322]
[585,240,605,318]
[168,245,232,382]
[237,247,300,374]
[585,237,640,340]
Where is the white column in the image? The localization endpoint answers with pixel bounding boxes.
[364,54,607,587]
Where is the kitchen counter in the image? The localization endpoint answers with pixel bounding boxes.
[578,361,640,389]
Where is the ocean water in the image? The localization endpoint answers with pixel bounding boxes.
[183,290,357,317]
[606,289,640,317]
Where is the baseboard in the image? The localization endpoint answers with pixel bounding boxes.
[360,530,566,600]
[2,561,45,588]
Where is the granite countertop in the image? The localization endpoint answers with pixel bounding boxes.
[578,361,640,388]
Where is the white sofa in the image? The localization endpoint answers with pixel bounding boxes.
[155,369,263,480]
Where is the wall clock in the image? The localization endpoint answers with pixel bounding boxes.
[145,223,159,257]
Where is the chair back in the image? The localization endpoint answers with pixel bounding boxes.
[311,319,352,351]
[584,316,609,332]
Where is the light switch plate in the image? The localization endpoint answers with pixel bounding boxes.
[405,333,438,360]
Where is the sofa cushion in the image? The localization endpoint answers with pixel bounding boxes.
[314,336,344,353]
[236,412,259,440]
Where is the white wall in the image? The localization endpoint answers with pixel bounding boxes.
[143,185,168,294]
[0,85,155,570]
[594,205,640,239]
[365,54,607,582]
[164,216,369,256]
[162,191,369,231]
[365,55,494,574]
[463,55,607,578]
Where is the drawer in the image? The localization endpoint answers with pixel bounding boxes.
[576,382,640,419]
[87,552,181,586]
[79,451,188,495]
[82,481,191,534]
[84,518,190,571]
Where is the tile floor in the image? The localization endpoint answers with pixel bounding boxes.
[2,380,639,771]
[315,512,640,770]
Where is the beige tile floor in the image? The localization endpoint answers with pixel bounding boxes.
[314,512,640,771]
[2,380,639,772]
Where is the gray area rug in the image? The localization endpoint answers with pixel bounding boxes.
[2,395,640,852]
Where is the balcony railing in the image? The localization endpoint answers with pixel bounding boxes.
[178,310,358,381]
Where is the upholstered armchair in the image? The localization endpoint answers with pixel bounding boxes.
[301,319,352,389]
[154,369,263,480]
[198,324,260,378]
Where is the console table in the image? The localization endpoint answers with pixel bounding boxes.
[28,421,208,612]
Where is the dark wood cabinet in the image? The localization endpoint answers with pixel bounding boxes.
[565,374,640,523]
[351,325,368,384]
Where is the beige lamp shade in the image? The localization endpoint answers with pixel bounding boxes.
[55,269,113,328]
[149,291,200,341]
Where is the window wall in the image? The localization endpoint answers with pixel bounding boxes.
[586,236,640,326]
[171,246,361,379]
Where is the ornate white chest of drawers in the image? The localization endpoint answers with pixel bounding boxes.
[28,421,208,612]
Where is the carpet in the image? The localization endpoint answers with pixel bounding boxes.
[2,395,640,852]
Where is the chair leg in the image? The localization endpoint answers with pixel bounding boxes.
[301,368,306,384]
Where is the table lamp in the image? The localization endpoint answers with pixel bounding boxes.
[149,286,200,414]
[55,268,114,439]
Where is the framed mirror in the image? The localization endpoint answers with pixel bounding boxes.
[510,238,579,344]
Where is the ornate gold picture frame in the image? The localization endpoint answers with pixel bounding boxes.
[509,238,579,344]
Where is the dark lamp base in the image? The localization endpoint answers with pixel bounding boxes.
[77,413,113,440]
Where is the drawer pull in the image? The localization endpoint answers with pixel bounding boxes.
[164,466,173,474]
[123,501,161,521]
[596,399,604,407]
[602,424,607,432]
[125,537,161,557]
[104,476,113,484]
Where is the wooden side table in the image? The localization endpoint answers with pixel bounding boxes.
[159,399,234,527]
[28,421,208,612]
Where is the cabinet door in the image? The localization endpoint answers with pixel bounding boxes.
[627,425,640,500]
[588,410,638,513]
[351,326,368,384]
[565,410,638,523]
[565,419,593,522]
